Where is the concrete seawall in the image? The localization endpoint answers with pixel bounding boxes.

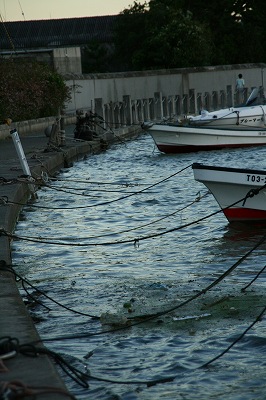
[64,63,266,115]
[0,115,76,140]
[0,122,142,398]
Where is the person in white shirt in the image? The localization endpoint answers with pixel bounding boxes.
[236,73,245,103]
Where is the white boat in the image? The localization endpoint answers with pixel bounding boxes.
[188,88,266,129]
[142,123,266,154]
[192,163,266,222]
[188,104,266,129]
[142,88,266,154]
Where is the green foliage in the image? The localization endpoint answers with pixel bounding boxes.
[114,0,212,70]
[82,40,113,73]
[0,60,71,122]
[113,2,149,70]
[113,0,266,70]
[138,10,212,69]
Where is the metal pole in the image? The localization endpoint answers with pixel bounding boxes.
[10,128,35,195]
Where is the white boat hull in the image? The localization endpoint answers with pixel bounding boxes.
[146,124,266,154]
[188,105,266,130]
[192,163,266,222]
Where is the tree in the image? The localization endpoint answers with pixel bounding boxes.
[114,0,213,70]
[136,9,213,69]
[169,0,266,65]
[229,0,266,63]
[113,0,266,70]
[0,59,70,122]
[82,40,114,73]
[113,1,149,71]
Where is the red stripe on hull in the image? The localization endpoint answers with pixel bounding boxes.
[224,207,266,222]
[156,143,266,154]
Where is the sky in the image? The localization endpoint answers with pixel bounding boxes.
[0,0,147,21]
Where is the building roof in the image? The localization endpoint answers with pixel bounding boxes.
[0,15,118,50]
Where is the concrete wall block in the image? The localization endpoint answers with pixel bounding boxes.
[196,93,203,114]
[189,89,196,115]
[64,64,266,117]
[0,115,76,141]
[154,92,163,120]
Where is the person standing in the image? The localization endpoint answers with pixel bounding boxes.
[236,73,245,104]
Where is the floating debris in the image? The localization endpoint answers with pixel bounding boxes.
[100,312,128,326]
[173,313,211,321]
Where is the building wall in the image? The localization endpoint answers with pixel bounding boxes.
[53,47,82,74]
[64,63,266,114]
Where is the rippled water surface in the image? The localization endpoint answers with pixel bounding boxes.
[12,133,266,399]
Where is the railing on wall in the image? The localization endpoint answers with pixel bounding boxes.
[92,85,264,130]
[1,85,264,140]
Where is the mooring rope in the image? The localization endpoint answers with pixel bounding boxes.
[2,183,265,247]
[1,164,193,210]
[1,234,265,388]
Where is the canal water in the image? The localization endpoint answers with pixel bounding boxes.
[12,132,266,399]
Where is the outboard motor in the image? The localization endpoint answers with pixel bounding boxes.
[245,87,259,106]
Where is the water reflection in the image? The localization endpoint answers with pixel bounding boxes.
[12,134,266,399]
[223,220,266,243]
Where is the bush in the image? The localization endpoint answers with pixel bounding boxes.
[0,60,71,122]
